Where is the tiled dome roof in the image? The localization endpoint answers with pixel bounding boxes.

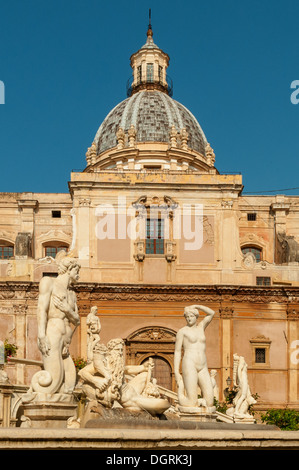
[94,90,207,155]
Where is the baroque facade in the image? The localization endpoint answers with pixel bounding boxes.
[1,25,299,410]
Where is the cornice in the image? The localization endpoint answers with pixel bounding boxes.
[74,283,298,304]
[0,281,298,304]
[0,281,298,295]
[68,173,243,195]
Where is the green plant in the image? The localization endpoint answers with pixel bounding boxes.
[248,392,260,416]
[73,357,87,371]
[4,339,18,362]
[214,389,237,414]
[214,398,229,414]
[261,408,299,430]
[215,390,259,416]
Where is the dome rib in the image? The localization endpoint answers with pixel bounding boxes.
[130,91,144,129]
[162,93,184,129]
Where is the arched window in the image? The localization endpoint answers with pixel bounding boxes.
[43,242,68,258]
[241,246,262,262]
[0,241,14,259]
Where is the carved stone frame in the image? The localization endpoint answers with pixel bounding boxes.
[250,335,271,368]
[125,326,177,390]
[132,195,178,262]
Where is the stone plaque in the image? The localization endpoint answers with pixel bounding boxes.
[15,232,32,258]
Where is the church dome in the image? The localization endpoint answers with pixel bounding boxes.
[94,90,207,156]
[85,23,215,171]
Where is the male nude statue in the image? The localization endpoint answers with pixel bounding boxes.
[27,252,81,397]
[86,306,101,363]
[174,304,215,408]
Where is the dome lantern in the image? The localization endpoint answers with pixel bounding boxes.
[127,18,172,97]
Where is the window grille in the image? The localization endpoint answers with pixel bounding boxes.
[255,348,266,363]
[256,276,271,286]
[0,246,13,259]
[45,246,67,257]
[146,218,164,254]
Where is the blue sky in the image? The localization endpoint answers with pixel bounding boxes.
[0,0,298,195]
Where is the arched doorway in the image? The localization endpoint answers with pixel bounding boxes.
[141,356,172,390]
[125,326,176,391]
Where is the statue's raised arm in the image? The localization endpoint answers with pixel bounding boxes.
[184,304,215,330]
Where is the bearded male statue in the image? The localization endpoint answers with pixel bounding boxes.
[24,251,81,401]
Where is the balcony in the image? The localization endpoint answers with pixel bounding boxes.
[126,74,173,98]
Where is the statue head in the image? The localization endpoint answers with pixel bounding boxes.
[184,305,200,318]
[107,338,124,355]
[56,251,81,284]
[87,306,100,329]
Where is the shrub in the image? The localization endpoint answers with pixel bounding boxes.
[215,389,237,414]
[215,390,259,416]
[261,408,299,430]
[73,357,87,371]
[4,339,18,362]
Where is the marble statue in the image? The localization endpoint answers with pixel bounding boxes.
[210,369,219,402]
[23,251,80,402]
[174,304,215,411]
[79,338,123,408]
[226,353,257,420]
[86,306,101,363]
[79,334,170,417]
[120,356,168,414]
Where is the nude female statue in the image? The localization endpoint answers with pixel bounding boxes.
[174,304,215,408]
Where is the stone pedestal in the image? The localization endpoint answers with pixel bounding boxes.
[177,405,217,422]
[22,401,78,428]
[216,410,256,424]
[21,393,78,428]
[0,384,14,427]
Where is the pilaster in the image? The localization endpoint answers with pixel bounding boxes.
[219,306,234,400]
[287,304,299,403]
